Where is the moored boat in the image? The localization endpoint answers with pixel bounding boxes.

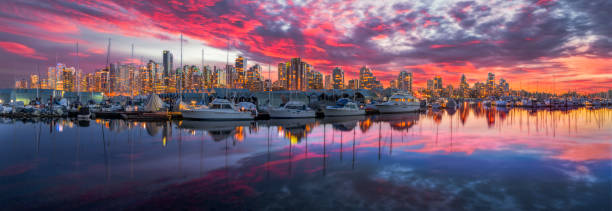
[375,93,420,113]
[323,98,365,117]
[269,101,316,118]
[182,98,255,120]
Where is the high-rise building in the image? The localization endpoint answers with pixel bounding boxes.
[486,72,495,95]
[389,79,398,89]
[61,66,75,92]
[162,50,173,77]
[459,74,469,97]
[359,66,377,89]
[324,74,331,89]
[246,64,262,91]
[307,70,323,90]
[434,76,443,90]
[332,67,344,89]
[277,62,287,89]
[427,79,434,91]
[285,58,307,90]
[30,74,39,89]
[398,71,412,92]
[235,56,247,88]
[348,79,359,89]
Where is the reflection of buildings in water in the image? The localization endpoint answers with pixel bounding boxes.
[359,117,373,133]
[375,113,419,131]
[485,107,495,127]
[180,120,251,142]
[497,107,509,122]
[323,116,365,132]
[108,119,130,132]
[472,103,484,117]
[459,106,469,125]
[425,109,443,124]
[270,118,316,144]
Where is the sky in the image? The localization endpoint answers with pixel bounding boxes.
[0,0,610,93]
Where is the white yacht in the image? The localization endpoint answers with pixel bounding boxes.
[181,99,255,120]
[375,93,420,113]
[495,99,507,107]
[323,98,365,117]
[269,101,316,118]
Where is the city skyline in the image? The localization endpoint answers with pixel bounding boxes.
[0,0,611,93]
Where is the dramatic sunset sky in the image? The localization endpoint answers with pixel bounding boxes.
[0,0,610,92]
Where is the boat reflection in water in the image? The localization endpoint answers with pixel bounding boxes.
[0,106,610,210]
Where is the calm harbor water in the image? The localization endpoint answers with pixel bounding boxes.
[1,106,611,210]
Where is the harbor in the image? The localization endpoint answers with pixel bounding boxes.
[1,88,611,121]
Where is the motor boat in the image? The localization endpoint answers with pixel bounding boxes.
[269,101,316,118]
[181,98,255,120]
[442,98,457,109]
[495,99,507,107]
[77,107,91,120]
[323,98,365,117]
[375,93,420,113]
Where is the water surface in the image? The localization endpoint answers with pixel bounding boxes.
[1,106,611,210]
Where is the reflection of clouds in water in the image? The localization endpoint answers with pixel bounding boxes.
[373,163,523,210]
[557,164,597,183]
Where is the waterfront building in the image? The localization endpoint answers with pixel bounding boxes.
[434,75,443,90]
[389,79,397,89]
[332,67,344,89]
[427,79,434,91]
[14,79,27,89]
[235,56,247,89]
[277,62,287,89]
[358,66,375,89]
[308,70,323,90]
[324,74,331,89]
[246,64,263,91]
[486,72,495,96]
[162,50,173,77]
[348,79,360,90]
[29,74,39,89]
[398,71,412,92]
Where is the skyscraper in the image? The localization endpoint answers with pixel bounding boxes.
[163,50,173,77]
[434,75,443,90]
[286,58,307,91]
[359,66,375,89]
[308,70,323,90]
[235,56,247,88]
[324,74,331,89]
[30,74,39,89]
[278,63,287,89]
[398,71,412,92]
[332,67,344,89]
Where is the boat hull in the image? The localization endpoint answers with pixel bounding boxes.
[323,108,365,116]
[376,104,420,113]
[182,109,254,120]
[269,109,316,118]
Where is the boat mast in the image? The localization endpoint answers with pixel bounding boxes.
[179,32,183,103]
[225,38,229,100]
[76,41,80,101]
[106,38,111,96]
[268,63,271,106]
[131,43,134,99]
